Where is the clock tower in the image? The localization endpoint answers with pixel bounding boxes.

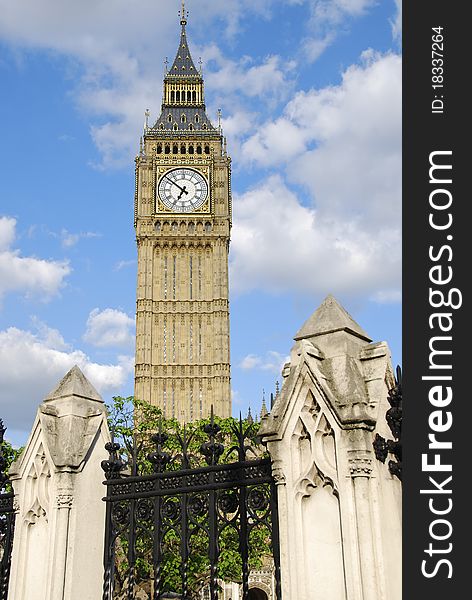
[134,5,231,421]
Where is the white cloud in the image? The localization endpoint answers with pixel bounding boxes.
[0,324,134,431]
[0,216,71,302]
[59,228,101,248]
[230,174,401,299]
[83,308,135,348]
[301,0,378,61]
[237,52,402,289]
[0,0,291,168]
[239,351,288,373]
[114,259,136,272]
[391,0,402,41]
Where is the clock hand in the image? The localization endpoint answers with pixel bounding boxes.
[177,186,188,200]
[164,175,188,195]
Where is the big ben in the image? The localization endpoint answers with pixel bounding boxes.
[134,4,231,421]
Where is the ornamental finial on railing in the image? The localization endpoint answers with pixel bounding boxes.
[101,430,126,480]
[373,365,402,480]
[201,405,224,466]
[148,420,171,473]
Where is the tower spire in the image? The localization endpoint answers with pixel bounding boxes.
[180,0,188,26]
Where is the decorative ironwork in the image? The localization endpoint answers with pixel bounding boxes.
[373,366,402,480]
[0,420,15,600]
[102,409,281,600]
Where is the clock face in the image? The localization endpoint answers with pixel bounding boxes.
[158,168,208,213]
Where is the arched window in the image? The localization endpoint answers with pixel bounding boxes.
[176,91,181,103]
[202,123,207,130]
[181,144,186,154]
[170,91,175,103]
[204,145,210,154]
[155,221,161,232]
[173,144,178,154]
[193,91,196,102]
[157,144,162,153]
[165,145,170,154]
[188,222,195,233]
[187,90,192,102]
[173,124,178,131]
[195,114,200,123]
[205,222,212,233]
[188,124,194,131]
[168,114,172,122]
[189,145,194,154]
[196,145,202,155]
[181,114,186,123]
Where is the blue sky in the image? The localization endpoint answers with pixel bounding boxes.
[0,0,401,446]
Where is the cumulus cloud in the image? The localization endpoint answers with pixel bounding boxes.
[302,0,377,61]
[83,308,135,349]
[0,0,292,168]
[239,351,288,374]
[0,323,134,431]
[230,174,400,299]
[232,51,401,300]
[0,216,71,302]
[59,228,101,248]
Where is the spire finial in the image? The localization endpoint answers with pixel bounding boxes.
[180,0,188,26]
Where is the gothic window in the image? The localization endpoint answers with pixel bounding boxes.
[188,124,194,131]
[172,255,177,299]
[159,123,164,130]
[176,91,181,102]
[202,123,207,130]
[168,114,172,122]
[196,145,202,154]
[204,145,210,154]
[195,114,200,123]
[173,144,178,154]
[173,124,178,131]
[165,145,170,154]
[192,91,196,102]
[189,256,193,300]
[181,144,186,154]
[181,114,186,123]
[189,145,194,154]
[172,222,178,231]
[187,91,192,102]
[155,221,161,232]
[171,91,175,102]
[157,144,162,153]
[188,222,195,233]
[205,222,212,233]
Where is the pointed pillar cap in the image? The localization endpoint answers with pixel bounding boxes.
[43,365,103,404]
[294,295,371,343]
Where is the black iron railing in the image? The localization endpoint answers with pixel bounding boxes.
[102,410,281,600]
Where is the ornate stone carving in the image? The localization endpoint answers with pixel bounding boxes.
[348,456,373,478]
[23,444,51,523]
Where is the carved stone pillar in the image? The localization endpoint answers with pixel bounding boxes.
[8,366,111,600]
[260,295,401,600]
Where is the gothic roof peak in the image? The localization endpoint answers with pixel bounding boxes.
[167,2,200,79]
[294,295,371,342]
[44,365,103,404]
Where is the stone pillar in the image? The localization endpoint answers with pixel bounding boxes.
[260,296,401,600]
[8,366,111,600]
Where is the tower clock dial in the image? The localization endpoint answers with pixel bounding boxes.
[158,168,208,213]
